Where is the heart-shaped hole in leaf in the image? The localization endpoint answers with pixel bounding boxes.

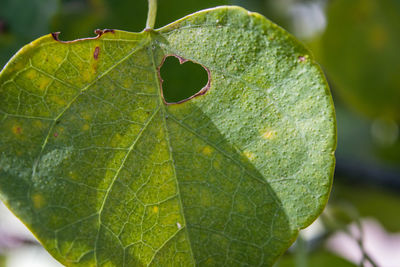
[159,55,210,104]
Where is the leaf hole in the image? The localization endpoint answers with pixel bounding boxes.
[159,55,210,104]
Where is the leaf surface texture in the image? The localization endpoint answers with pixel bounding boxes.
[0,6,336,266]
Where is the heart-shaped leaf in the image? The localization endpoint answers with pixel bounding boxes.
[0,6,336,266]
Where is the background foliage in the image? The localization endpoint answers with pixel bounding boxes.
[0,0,399,266]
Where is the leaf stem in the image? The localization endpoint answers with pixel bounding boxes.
[145,0,157,30]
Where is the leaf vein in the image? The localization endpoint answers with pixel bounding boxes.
[94,106,160,264]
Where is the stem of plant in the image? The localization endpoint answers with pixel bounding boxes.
[146,0,157,30]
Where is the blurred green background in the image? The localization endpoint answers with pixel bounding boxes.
[1,0,399,266]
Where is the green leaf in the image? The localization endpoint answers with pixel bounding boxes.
[319,0,400,120]
[0,6,336,266]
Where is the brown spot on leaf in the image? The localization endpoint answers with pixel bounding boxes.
[12,125,22,135]
[94,46,100,60]
[51,32,60,41]
[104,29,115,34]
[95,29,115,37]
[94,29,103,36]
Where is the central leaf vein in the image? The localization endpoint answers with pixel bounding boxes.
[149,43,196,265]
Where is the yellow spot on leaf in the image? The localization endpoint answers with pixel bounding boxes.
[202,146,213,156]
[34,120,43,129]
[82,113,91,120]
[52,55,64,65]
[25,69,37,79]
[213,159,221,170]
[110,133,123,147]
[152,206,159,213]
[13,61,24,71]
[49,95,67,106]
[200,188,212,207]
[82,124,90,131]
[69,171,78,180]
[243,150,255,161]
[82,66,96,83]
[32,194,45,209]
[261,129,276,140]
[38,76,51,90]
[123,79,133,88]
